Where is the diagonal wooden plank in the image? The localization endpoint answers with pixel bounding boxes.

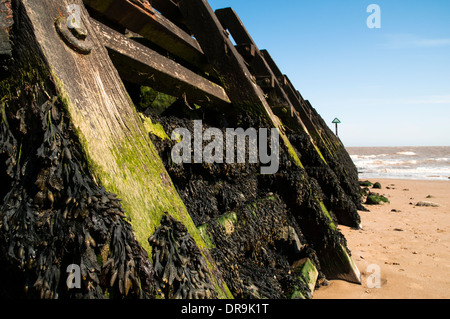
[149,0,189,32]
[215,7,294,113]
[83,0,210,72]
[215,7,254,45]
[260,49,319,132]
[91,18,230,109]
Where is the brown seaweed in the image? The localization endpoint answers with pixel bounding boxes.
[0,70,155,299]
[149,213,217,299]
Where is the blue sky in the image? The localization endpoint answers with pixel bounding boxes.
[208,1,450,146]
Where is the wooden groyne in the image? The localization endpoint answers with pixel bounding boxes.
[0,0,362,299]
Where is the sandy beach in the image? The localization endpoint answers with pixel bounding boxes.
[314,178,450,299]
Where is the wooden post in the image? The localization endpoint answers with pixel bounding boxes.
[12,0,231,298]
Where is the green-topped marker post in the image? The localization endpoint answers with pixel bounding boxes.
[332,117,341,136]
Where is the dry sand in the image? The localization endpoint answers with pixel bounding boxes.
[314,179,450,299]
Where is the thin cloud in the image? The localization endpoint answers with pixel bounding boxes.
[384,34,450,49]
[348,95,450,107]
[413,38,450,47]
[406,95,450,105]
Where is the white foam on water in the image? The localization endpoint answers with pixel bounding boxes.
[358,166,450,181]
[348,147,450,181]
[350,154,388,160]
[432,157,450,162]
[396,151,417,156]
[351,158,418,168]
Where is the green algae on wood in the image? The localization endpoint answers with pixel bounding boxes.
[197,224,216,250]
[217,212,238,235]
[290,258,319,299]
[63,75,232,299]
[139,113,170,141]
[300,259,319,294]
[319,200,337,231]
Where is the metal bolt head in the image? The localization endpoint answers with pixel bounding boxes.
[69,23,88,40]
[55,16,92,55]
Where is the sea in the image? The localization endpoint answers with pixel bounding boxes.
[346,146,450,181]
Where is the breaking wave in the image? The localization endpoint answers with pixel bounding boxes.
[347,146,450,180]
[396,151,417,156]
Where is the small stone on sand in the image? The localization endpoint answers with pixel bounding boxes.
[415,201,440,207]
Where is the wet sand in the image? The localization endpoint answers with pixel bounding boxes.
[314,179,450,299]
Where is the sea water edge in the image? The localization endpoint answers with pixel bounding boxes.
[346,146,450,181]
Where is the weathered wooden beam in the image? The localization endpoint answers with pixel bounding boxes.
[261,50,304,102]
[260,49,320,133]
[214,7,294,112]
[260,50,292,89]
[82,0,210,72]
[91,18,230,109]
[149,0,189,33]
[150,0,178,15]
[215,7,254,46]
[260,49,283,78]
